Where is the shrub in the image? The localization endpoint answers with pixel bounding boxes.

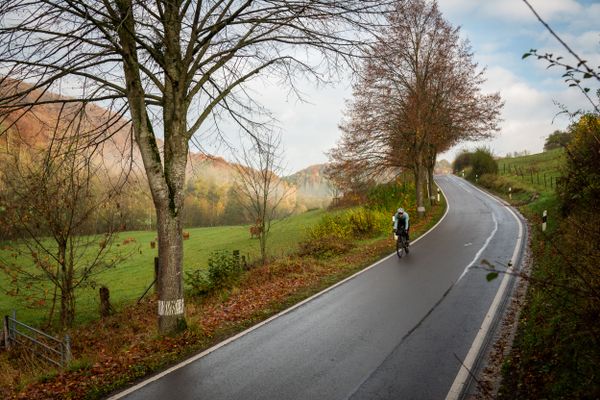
[299,207,388,258]
[298,235,354,259]
[184,269,212,296]
[453,151,471,173]
[185,250,243,295]
[366,181,415,213]
[470,147,498,178]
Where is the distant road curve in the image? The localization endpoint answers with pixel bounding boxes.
[108,174,526,400]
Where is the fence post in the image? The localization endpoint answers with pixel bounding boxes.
[3,315,10,350]
[542,210,547,232]
[64,335,71,366]
[154,257,160,295]
[11,310,15,340]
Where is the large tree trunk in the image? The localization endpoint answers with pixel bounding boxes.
[414,154,426,218]
[156,202,185,333]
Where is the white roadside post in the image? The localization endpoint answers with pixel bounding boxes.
[542,210,547,232]
[508,187,512,200]
[437,188,441,203]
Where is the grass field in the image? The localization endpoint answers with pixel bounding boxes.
[0,209,328,326]
[497,148,564,194]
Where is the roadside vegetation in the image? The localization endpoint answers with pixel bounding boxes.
[0,179,446,399]
[456,114,600,398]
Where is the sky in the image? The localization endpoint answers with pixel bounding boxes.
[210,0,600,173]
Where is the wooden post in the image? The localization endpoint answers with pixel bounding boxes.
[64,335,71,366]
[99,286,113,317]
[154,257,160,295]
[3,315,10,350]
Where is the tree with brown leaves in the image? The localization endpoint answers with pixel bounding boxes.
[328,0,502,215]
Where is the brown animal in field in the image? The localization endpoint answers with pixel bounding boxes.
[250,224,262,239]
[122,237,136,245]
[183,231,190,240]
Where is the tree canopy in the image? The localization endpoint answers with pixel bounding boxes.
[327,0,502,213]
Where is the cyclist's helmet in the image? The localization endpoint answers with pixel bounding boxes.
[397,208,404,215]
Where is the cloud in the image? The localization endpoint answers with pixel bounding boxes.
[440,65,577,162]
[439,0,583,23]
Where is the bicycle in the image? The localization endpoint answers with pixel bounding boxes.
[395,228,409,258]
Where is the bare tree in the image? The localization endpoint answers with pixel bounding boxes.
[233,132,290,265]
[328,0,502,215]
[0,0,389,334]
[0,109,127,329]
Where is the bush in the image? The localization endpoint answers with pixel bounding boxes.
[298,235,354,259]
[557,114,600,215]
[468,147,498,180]
[366,181,415,213]
[453,151,471,173]
[185,250,243,295]
[299,207,388,258]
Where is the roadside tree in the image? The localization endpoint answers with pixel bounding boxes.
[0,0,389,334]
[328,0,501,216]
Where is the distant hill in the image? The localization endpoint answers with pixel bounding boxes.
[285,164,332,198]
[0,81,332,226]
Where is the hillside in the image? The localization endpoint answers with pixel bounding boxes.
[0,82,332,228]
[284,164,332,207]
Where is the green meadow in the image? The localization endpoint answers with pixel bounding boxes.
[0,209,327,326]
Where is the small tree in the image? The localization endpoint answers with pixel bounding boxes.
[328,0,501,216]
[0,134,126,329]
[233,132,291,265]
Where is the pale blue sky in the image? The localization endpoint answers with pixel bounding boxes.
[211,0,600,172]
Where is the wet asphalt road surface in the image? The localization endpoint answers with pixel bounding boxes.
[109,175,525,400]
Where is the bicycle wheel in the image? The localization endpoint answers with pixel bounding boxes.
[396,236,404,258]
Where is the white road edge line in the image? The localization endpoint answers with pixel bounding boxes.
[456,213,498,282]
[107,180,452,400]
[445,178,524,400]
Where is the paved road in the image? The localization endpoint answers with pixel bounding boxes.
[109,175,525,400]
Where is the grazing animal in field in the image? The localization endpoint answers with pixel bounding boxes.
[183,231,190,240]
[250,224,262,239]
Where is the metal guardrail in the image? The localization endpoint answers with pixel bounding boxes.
[2,311,71,368]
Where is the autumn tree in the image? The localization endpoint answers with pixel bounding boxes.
[0,0,389,334]
[328,0,501,215]
[233,132,290,265]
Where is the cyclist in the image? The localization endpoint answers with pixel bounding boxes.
[393,207,410,245]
